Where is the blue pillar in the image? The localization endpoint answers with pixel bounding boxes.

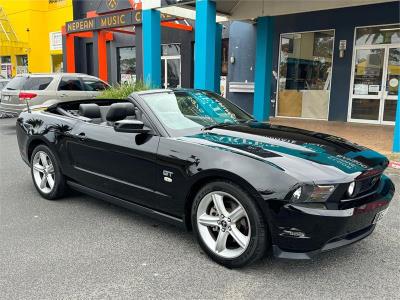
[214,23,222,93]
[194,0,216,91]
[253,16,274,122]
[393,87,400,152]
[142,9,161,88]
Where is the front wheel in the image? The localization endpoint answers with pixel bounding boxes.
[192,181,268,268]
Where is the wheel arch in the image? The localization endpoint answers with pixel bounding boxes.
[27,138,50,163]
[27,138,62,171]
[183,170,267,231]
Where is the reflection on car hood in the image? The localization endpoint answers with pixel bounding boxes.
[178,122,388,182]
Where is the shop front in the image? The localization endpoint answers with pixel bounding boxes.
[64,0,194,85]
[118,46,136,84]
[277,30,334,120]
[223,1,399,127]
[349,24,399,125]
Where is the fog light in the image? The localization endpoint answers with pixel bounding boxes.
[279,227,307,238]
[347,181,356,197]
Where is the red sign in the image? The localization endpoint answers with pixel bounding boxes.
[129,0,142,10]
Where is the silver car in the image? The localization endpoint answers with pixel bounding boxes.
[0,79,10,92]
[0,79,10,106]
[0,73,110,116]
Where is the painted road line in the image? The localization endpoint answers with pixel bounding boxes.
[389,161,400,169]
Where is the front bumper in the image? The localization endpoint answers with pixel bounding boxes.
[267,175,395,259]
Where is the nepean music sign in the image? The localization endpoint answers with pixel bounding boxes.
[66,10,174,33]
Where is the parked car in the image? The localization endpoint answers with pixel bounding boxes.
[0,79,10,98]
[16,89,394,268]
[0,73,109,116]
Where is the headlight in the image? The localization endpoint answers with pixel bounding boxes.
[290,184,336,203]
[347,181,356,197]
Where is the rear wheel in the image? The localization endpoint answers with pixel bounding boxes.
[192,181,268,268]
[31,144,67,200]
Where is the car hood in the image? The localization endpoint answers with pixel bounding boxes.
[177,123,389,183]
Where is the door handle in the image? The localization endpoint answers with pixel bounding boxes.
[73,132,87,141]
[59,93,68,97]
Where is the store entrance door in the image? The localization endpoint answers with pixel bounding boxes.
[349,44,400,124]
[161,55,181,89]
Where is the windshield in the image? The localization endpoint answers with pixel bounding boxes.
[141,90,253,135]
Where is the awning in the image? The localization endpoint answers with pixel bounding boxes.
[149,0,394,21]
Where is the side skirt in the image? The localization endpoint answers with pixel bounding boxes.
[67,181,186,229]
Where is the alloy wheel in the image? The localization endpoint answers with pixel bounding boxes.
[32,151,55,194]
[196,191,251,259]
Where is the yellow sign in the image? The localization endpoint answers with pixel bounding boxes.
[99,13,128,28]
[107,0,118,9]
[65,10,175,33]
[66,18,95,32]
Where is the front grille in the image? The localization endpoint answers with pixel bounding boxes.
[356,174,381,196]
[338,171,383,206]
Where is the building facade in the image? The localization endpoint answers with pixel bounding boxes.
[227,1,399,125]
[63,0,230,89]
[0,0,73,77]
[64,0,194,87]
[63,0,399,127]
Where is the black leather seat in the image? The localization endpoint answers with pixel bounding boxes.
[79,103,102,123]
[104,102,136,126]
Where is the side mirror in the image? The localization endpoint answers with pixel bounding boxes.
[113,120,150,134]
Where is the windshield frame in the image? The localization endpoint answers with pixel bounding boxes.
[138,90,255,137]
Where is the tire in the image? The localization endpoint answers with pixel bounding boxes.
[191,180,268,268]
[30,144,67,200]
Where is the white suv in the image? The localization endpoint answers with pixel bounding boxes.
[0,73,110,116]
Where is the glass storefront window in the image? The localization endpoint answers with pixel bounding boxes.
[278,30,334,119]
[161,44,181,89]
[51,54,63,73]
[383,100,396,122]
[162,44,180,56]
[221,39,229,76]
[16,55,28,74]
[356,24,400,46]
[386,47,400,96]
[350,24,399,124]
[16,55,28,66]
[351,98,380,120]
[1,56,11,64]
[0,56,12,78]
[353,48,384,96]
[118,47,136,84]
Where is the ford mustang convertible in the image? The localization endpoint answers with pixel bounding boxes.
[16,89,394,268]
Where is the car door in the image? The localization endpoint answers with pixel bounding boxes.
[65,116,161,209]
[57,76,90,101]
[81,77,109,99]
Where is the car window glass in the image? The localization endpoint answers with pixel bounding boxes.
[134,106,152,129]
[58,77,83,91]
[142,91,252,134]
[82,78,108,91]
[4,77,27,90]
[23,77,53,90]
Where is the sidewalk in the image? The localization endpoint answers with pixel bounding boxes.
[270,117,394,155]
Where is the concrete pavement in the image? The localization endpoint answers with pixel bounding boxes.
[270,118,394,154]
[1,117,399,299]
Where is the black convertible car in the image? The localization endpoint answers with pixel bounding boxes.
[16,89,394,268]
